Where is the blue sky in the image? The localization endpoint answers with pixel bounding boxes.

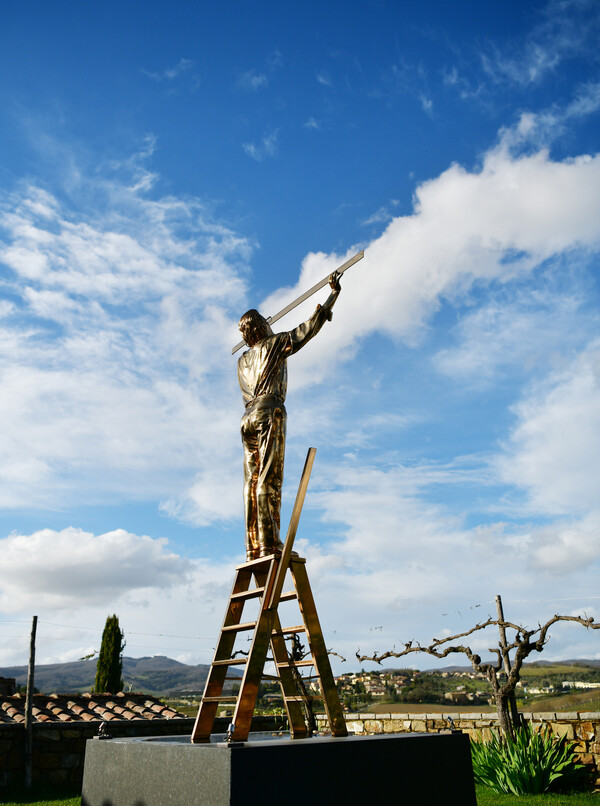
[1,0,599,675]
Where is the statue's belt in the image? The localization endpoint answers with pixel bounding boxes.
[244,393,286,410]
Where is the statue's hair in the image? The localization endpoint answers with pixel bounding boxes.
[239,309,272,345]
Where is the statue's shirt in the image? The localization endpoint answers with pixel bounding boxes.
[237,332,291,406]
[237,307,329,408]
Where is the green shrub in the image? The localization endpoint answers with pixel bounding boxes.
[470,723,587,795]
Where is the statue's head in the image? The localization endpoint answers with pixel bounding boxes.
[238,309,273,347]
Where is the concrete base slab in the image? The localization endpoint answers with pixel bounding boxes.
[82,731,476,805]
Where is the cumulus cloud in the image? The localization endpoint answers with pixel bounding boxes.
[432,279,593,383]
[0,527,190,611]
[2,112,600,666]
[0,526,240,666]
[2,114,600,528]
[528,515,600,574]
[496,342,600,515]
[281,446,600,664]
[0,155,249,514]
[161,459,243,526]
[260,125,600,389]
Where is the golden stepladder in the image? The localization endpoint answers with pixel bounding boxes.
[191,448,347,743]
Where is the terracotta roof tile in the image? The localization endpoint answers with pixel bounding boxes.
[0,693,188,724]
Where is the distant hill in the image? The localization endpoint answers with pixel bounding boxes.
[0,655,238,696]
[524,659,600,669]
[4,655,597,696]
[424,659,600,673]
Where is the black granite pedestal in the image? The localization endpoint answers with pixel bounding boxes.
[82,731,476,806]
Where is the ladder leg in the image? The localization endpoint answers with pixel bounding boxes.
[291,559,348,737]
[228,561,279,741]
[269,611,309,738]
[191,568,254,742]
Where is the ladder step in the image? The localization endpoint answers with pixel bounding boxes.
[272,625,305,635]
[276,659,314,668]
[230,587,265,601]
[236,555,276,570]
[284,695,320,702]
[212,658,248,666]
[222,621,257,632]
[279,589,297,602]
[202,696,239,703]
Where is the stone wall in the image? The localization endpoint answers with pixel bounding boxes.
[0,715,286,790]
[0,718,195,789]
[315,710,600,790]
[3,711,599,791]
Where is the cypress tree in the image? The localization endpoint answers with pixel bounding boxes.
[94,614,125,693]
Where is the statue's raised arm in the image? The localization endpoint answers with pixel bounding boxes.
[236,269,346,562]
[231,251,362,355]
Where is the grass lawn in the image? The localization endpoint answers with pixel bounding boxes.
[1,784,597,805]
[0,784,80,805]
[476,785,599,804]
[0,799,79,806]
[524,691,600,714]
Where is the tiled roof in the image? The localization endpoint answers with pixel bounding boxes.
[0,692,188,724]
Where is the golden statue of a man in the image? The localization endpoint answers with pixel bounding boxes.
[237,271,342,561]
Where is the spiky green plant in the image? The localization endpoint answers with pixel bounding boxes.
[470,722,587,795]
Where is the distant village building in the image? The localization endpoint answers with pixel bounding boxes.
[444,691,470,704]
[562,681,600,689]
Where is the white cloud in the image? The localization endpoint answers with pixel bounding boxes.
[361,205,395,227]
[0,157,250,515]
[0,527,190,612]
[420,94,433,115]
[433,280,591,383]
[496,342,600,515]
[282,451,600,664]
[528,514,600,574]
[237,69,268,91]
[565,80,600,119]
[142,58,197,83]
[482,42,559,87]
[242,130,278,161]
[2,117,600,531]
[161,459,243,526]
[304,117,320,130]
[0,526,241,666]
[2,119,600,669]
[237,51,282,91]
[480,0,600,87]
[342,412,422,448]
[259,132,600,389]
[496,83,600,152]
